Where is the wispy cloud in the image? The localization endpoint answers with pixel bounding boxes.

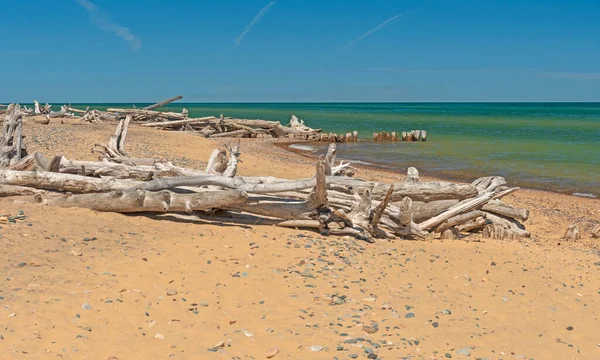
[74,0,141,51]
[356,68,600,80]
[340,13,410,51]
[540,72,600,80]
[235,0,277,47]
[356,68,537,74]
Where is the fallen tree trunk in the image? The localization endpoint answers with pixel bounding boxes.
[141,116,217,128]
[418,187,518,230]
[142,95,183,111]
[481,199,529,222]
[410,199,460,222]
[0,170,137,193]
[38,188,247,213]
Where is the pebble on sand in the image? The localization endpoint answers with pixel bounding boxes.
[81,303,92,310]
[310,345,323,351]
[265,347,280,358]
[154,333,165,339]
[456,347,472,356]
[166,289,178,296]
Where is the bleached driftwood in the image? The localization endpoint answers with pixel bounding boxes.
[562,224,581,240]
[0,104,26,168]
[406,167,420,183]
[435,210,486,233]
[482,199,529,222]
[592,224,600,239]
[483,212,530,239]
[38,188,247,213]
[142,95,183,111]
[205,149,228,175]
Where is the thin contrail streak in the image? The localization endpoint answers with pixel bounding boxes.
[339,13,410,51]
[74,0,141,50]
[235,0,277,47]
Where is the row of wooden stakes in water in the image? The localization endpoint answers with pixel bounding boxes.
[373,130,427,142]
[293,129,428,143]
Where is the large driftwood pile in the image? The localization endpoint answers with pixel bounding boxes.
[0,104,530,241]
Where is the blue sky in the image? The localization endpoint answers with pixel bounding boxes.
[1,0,599,102]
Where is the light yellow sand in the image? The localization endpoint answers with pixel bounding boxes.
[0,119,599,359]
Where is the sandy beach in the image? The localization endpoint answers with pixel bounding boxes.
[1,119,599,359]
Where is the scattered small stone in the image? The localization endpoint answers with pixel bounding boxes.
[566,326,573,331]
[367,354,378,359]
[348,355,358,359]
[154,333,164,340]
[456,347,472,356]
[445,353,453,358]
[310,345,323,352]
[432,322,439,328]
[405,313,415,318]
[71,248,83,256]
[81,303,92,310]
[265,347,279,358]
[166,289,178,296]
[17,262,26,267]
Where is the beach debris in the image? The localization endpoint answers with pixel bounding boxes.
[373,129,427,142]
[563,224,581,240]
[0,106,531,242]
[406,167,420,183]
[591,224,600,238]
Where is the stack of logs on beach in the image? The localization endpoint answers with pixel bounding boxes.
[373,130,427,142]
[0,102,532,242]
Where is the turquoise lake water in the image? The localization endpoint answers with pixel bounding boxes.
[74,102,600,197]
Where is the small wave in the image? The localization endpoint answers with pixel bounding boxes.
[289,144,315,151]
[350,160,373,165]
[572,192,597,198]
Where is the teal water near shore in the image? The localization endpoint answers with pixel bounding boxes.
[74,102,600,197]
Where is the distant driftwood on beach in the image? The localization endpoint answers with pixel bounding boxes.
[0,97,541,242]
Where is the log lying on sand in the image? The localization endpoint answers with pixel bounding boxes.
[38,188,247,213]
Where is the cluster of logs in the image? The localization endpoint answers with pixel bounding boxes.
[0,104,531,242]
[373,130,427,142]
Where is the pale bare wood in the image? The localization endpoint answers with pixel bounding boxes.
[393,196,429,239]
[410,199,460,222]
[418,187,517,230]
[372,185,393,227]
[227,161,328,220]
[481,199,529,222]
[142,95,183,111]
[223,141,240,178]
[458,216,486,232]
[38,188,246,213]
[440,228,459,240]
[107,108,186,120]
[563,224,581,240]
[0,170,138,193]
[0,184,45,196]
[406,167,420,183]
[8,154,35,171]
[435,210,486,233]
[141,116,217,127]
[205,149,228,175]
[483,212,530,238]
